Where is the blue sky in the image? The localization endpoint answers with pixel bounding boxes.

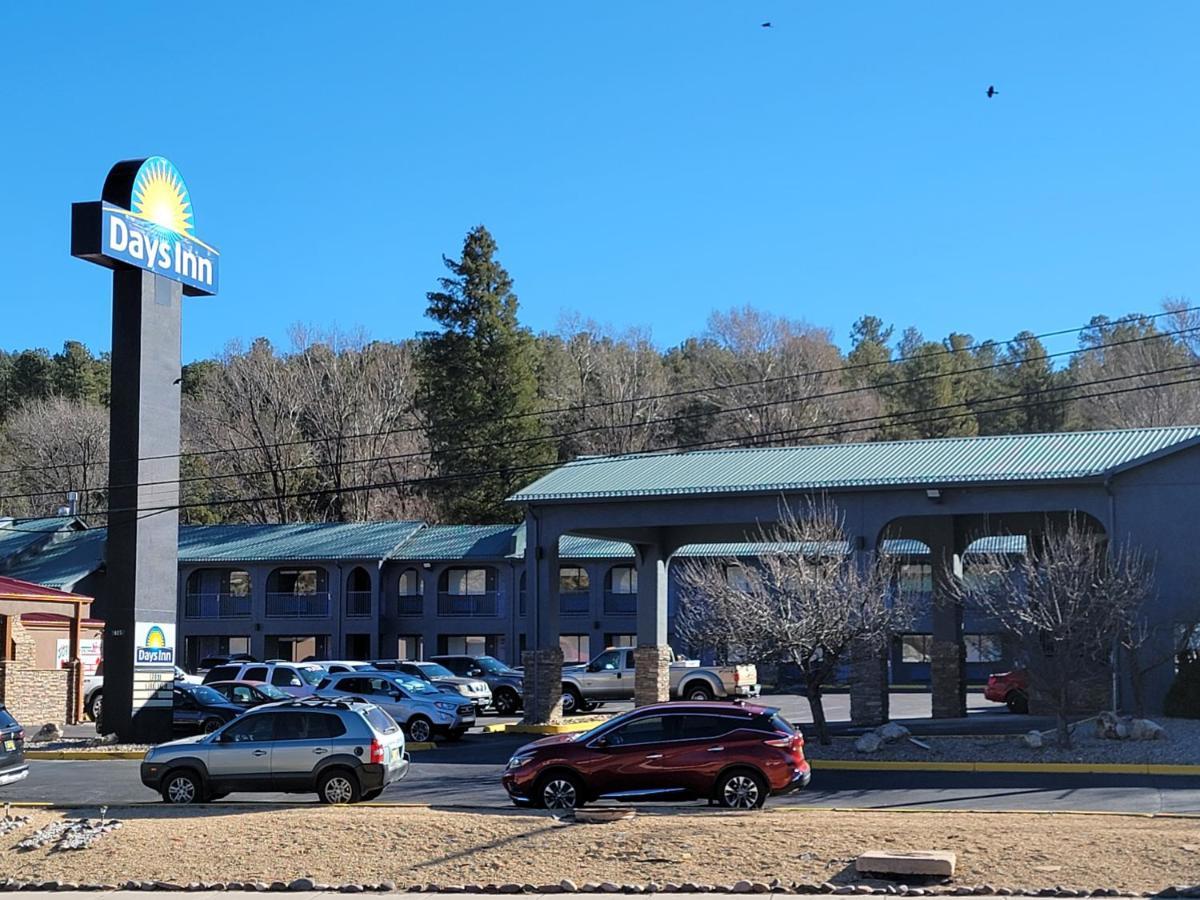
[1,3,1197,362]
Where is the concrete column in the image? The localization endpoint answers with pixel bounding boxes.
[849,542,890,725]
[249,566,269,661]
[522,515,562,723]
[929,521,967,719]
[634,542,670,707]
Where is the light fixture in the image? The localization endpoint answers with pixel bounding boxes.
[925,488,942,502]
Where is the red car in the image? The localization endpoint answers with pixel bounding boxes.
[985,669,1029,713]
[501,701,810,810]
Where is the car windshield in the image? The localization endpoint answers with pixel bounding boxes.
[474,656,513,675]
[297,666,325,685]
[418,663,455,678]
[393,675,440,695]
[191,686,228,705]
[257,684,290,700]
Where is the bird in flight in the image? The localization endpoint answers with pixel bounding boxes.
[986,85,998,98]
[761,21,772,28]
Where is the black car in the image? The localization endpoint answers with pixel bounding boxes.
[0,705,27,787]
[207,680,292,708]
[173,684,244,734]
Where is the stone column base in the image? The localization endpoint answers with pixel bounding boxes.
[521,647,564,725]
[850,641,890,726]
[931,639,967,719]
[634,645,672,707]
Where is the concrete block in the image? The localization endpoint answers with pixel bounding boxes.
[855,850,956,878]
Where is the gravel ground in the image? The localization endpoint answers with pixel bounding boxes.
[27,737,151,753]
[803,718,1200,765]
[2,807,1200,892]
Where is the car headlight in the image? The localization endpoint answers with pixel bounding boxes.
[434,701,457,711]
[506,754,533,770]
[457,685,472,696]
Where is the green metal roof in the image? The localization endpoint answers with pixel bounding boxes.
[387,524,519,561]
[0,517,78,565]
[2,529,106,591]
[178,522,424,563]
[510,427,1200,502]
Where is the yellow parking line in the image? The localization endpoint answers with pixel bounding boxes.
[809,759,1200,776]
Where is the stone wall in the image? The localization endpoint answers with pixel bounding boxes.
[849,640,890,726]
[0,619,76,728]
[521,646,565,724]
[633,645,671,707]
[931,639,967,719]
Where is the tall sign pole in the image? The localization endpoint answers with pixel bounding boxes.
[71,157,219,741]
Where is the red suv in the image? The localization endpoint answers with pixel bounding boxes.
[984,669,1029,713]
[501,701,810,810]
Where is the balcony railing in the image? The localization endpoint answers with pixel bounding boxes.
[396,595,423,617]
[346,591,372,618]
[265,592,331,618]
[184,593,251,619]
[604,591,637,616]
[560,591,590,617]
[437,592,498,617]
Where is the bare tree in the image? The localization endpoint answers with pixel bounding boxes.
[958,519,1154,748]
[675,499,912,745]
[1,397,109,518]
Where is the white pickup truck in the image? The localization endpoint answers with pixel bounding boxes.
[560,646,759,714]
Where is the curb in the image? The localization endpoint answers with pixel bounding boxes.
[809,759,1200,776]
[480,718,609,735]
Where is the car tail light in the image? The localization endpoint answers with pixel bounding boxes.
[14,730,24,742]
[733,669,741,686]
[370,739,385,765]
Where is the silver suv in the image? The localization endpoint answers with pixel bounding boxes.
[317,670,475,742]
[140,698,409,804]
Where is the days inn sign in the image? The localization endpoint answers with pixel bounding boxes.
[72,156,219,295]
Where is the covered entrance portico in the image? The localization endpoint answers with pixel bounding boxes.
[510,429,1200,725]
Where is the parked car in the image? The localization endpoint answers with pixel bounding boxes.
[141,697,409,804]
[201,662,327,697]
[501,701,809,810]
[984,669,1030,714]
[172,683,245,734]
[197,654,257,673]
[319,660,378,674]
[86,662,202,722]
[560,647,760,714]
[430,654,525,715]
[0,705,28,787]
[317,670,475,742]
[377,660,492,714]
[207,680,293,708]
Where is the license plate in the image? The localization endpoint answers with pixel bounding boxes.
[3,740,14,752]
[390,746,400,764]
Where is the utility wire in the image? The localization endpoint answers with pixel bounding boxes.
[0,306,1194,479]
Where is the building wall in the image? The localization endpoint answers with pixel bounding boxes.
[0,619,77,728]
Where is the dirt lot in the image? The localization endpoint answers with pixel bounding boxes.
[3,806,1200,892]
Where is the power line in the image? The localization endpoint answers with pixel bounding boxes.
[2,314,1198,495]
[0,305,1194,479]
[11,362,1200,529]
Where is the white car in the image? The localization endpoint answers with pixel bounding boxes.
[85,664,199,722]
[200,661,327,697]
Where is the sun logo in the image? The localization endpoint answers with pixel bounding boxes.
[131,157,194,237]
[144,625,168,649]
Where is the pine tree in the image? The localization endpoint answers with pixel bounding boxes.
[416,225,553,523]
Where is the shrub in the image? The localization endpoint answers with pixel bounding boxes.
[1164,650,1200,718]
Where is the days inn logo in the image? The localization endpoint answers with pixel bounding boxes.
[72,156,219,296]
[135,624,175,666]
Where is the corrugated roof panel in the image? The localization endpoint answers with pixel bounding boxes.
[0,517,76,563]
[509,427,1200,502]
[387,524,519,561]
[179,522,424,562]
[2,529,106,591]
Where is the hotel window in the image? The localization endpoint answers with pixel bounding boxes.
[609,566,637,594]
[559,634,591,664]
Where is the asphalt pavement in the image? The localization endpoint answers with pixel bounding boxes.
[11,728,1200,813]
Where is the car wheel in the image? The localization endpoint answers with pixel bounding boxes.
[87,690,103,722]
[561,686,583,716]
[201,718,223,734]
[716,769,767,809]
[1006,691,1029,715]
[161,769,204,805]
[537,772,583,810]
[318,768,361,804]
[685,683,714,701]
[493,688,521,715]
[406,715,433,743]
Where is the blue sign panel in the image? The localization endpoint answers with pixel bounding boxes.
[101,204,219,294]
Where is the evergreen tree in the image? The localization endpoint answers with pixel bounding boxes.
[416,225,553,523]
[977,331,1066,434]
[52,341,105,403]
[10,349,53,404]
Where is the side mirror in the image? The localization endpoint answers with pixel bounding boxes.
[591,736,609,749]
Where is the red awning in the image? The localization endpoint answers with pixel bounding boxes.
[0,575,92,604]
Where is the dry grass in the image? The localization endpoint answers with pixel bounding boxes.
[3,806,1200,892]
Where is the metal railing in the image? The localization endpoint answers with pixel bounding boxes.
[560,591,590,616]
[183,593,251,619]
[265,592,331,618]
[603,591,637,616]
[396,595,423,617]
[345,591,372,618]
[437,592,498,617]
